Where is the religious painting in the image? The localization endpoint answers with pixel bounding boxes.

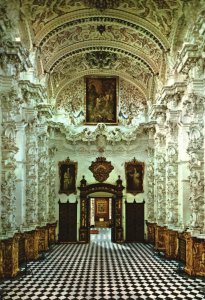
[95,198,109,224]
[125,158,144,195]
[96,200,108,214]
[85,76,118,124]
[59,158,77,195]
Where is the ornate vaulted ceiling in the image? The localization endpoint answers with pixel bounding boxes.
[17,0,201,129]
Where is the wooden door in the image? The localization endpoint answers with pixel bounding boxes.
[68,203,77,242]
[126,201,144,242]
[59,201,77,242]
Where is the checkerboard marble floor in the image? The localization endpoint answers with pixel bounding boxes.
[1,228,205,299]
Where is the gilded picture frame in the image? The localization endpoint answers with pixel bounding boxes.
[125,158,144,195]
[59,158,77,195]
[85,76,118,125]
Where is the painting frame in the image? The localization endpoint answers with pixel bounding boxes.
[58,157,77,195]
[125,158,145,195]
[84,76,118,125]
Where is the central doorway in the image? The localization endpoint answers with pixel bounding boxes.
[79,180,124,243]
[90,197,112,228]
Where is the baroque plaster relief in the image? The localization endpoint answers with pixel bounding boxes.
[146,147,155,222]
[48,147,57,223]
[20,0,183,40]
[50,53,151,97]
[166,143,178,227]
[25,121,39,228]
[55,77,147,129]
[1,88,20,237]
[40,23,162,67]
[38,132,49,225]
[119,79,147,126]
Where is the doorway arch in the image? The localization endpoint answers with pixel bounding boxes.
[79,176,124,243]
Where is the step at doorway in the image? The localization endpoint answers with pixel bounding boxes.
[90,228,111,242]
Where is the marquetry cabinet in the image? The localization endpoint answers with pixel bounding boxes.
[1,234,20,278]
[147,222,157,244]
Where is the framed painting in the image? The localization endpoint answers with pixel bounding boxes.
[85,76,118,124]
[96,200,108,214]
[59,158,77,195]
[125,158,144,195]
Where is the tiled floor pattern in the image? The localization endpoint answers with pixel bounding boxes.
[1,228,205,299]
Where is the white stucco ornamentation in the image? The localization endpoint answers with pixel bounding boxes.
[38,132,49,225]
[155,151,166,225]
[48,147,57,223]
[166,143,179,227]
[146,147,155,222]
[0,86,22,238]
[1,172,17,235]
[25,121,39,229]
[187,123,204,233]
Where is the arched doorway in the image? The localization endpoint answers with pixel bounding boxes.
[79,176,124,243]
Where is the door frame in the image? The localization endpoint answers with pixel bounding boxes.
[79,178,124,243]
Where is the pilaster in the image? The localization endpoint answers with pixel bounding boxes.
[48,147,58,223]
[24,119,39,231]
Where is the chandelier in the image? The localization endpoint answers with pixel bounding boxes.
[84,0,120,10]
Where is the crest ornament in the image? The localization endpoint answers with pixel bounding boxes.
[89,157,114,182]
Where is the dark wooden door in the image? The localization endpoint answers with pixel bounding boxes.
[59,201,77,242]
[126,201,144,242]
[68,203,77,242]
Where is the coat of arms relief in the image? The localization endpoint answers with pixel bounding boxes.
[89,157,114,182]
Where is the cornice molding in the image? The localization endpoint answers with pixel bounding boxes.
[48,121,151,145]
[157,81,187,105]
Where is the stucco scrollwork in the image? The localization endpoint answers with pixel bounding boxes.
[188,124,203,151]
[1,171,17,234]
[146,147,155,222]
[48,147,57,223]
